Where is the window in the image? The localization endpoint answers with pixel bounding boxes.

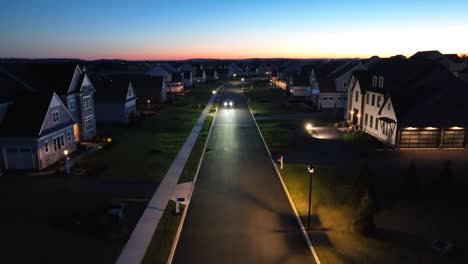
[85,116,94,131]
[343,81,347,88]
[377,96,382,107]
[370,116,374,128]
[383,123,387,135]
[67,131,72,142]
[388,102,391,111]
[355,91,359,102]
[366,94,369,104]
[69,98,76,111]
[375,118,379,130]
[44,141,49,153]
[372,76,378,86]
[53,135,65,152]
[52,111,60,123]
[378,76,384,88]
[365,114,368,126]
[83,96,92,110]
[371,94,375,106]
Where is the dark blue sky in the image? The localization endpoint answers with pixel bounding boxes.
[1,0,467,59]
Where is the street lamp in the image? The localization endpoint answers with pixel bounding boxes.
[64,150,70,175]
[212,90,217,95]
[306,164,315,230]
[147,99,151,110]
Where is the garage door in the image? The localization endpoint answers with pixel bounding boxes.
[4,147,35,169]
[443,129,466,148]
[399,130,440,148]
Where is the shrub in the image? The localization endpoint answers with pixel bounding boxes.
[353,191,376,236]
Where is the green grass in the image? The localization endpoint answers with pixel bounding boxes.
[142,201,184,264]
[257,123,293,153]
[81,81,228,182]
[178,115,214,183]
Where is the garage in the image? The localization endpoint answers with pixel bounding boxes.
[3,147,35,169]
[399,129,440,148]
[443,129,466,148]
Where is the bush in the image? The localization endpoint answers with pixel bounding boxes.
[353,191,376,236]
[400,161,419,199]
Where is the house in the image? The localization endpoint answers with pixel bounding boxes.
[289,75,311,97]
[193,69,207,84]
[167,73,185,93]
[91,77,137,124]
[0,91,77,170]
[256,63,271,77]
[410,50,467,77]
[110,74,167,105]
[310,60,366,110]
[146,65,172,82]
[205,69,218,81]
[3,63,97,141]
[227,63,243,77]
[183,71,193,88]
[0,69,36,123]
[346,59,468,149]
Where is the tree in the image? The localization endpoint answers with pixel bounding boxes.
[352,164,374,206]
[353,190,376,236]
[400,161,419,199]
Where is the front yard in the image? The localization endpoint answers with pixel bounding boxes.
[246,85,468,263]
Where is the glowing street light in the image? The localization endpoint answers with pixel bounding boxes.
[306,164,315,230]
[64,150,70,175]
[212,90,217,95]
[147,99,151,110]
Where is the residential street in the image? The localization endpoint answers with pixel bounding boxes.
[172,83,315,264]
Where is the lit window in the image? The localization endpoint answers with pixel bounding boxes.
[52,111,60,124]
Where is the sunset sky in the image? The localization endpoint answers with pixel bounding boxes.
[1,0,467,60]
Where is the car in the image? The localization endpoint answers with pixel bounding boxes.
[223,99,234,107]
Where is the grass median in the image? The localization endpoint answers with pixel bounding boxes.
[142,201,184,264]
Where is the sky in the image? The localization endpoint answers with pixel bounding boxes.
[1,0,467,60]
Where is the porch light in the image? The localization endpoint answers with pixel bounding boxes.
[350,110,355,115]
[64,150,69,156]
[425,127,437,130]
[305,123,313,131]
[405,127,417,130]
[450,126,464,130]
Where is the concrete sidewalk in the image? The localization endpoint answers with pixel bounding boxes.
[115,85,223,264]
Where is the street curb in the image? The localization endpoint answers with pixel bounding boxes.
[244,92,322,264]
[166,84,225,264]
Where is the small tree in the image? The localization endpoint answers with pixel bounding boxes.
[353,190,376,236]
[400,161,419,199]
[439,160,454,196]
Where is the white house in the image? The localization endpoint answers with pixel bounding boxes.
[347,60,468,149]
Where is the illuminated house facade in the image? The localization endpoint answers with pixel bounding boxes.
[347,59,468,149]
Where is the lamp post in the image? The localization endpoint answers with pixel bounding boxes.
[64,150,70,175]
[147,99,151,110]
[307,164,315,230]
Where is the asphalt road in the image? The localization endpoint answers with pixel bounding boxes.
[172,83,315,264]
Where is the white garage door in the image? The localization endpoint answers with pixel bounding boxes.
[320,97,336,108]
[4,147,34,169]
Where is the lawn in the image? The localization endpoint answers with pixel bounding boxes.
[81,80,228,182]
[142,201,184,264]
[178,115,214,183]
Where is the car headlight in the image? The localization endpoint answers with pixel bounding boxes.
[229,102,233,106]
[224,102,227,106]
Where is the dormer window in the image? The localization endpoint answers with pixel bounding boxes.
[52,111,60,124]
[378,76,384,88]
[372,76,378,87]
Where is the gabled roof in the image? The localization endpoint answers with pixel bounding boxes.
[364,59,468,127]
[91,76,134,102]
[146,65,170,76]
[160,63,179,74]
[327,61,362,80]
[2,63,81,95]
[0,91,73,137]
[317,79,336,93]
[0,69,36,102]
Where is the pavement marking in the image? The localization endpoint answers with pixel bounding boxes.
[244,92,322,264]
[167,84,224,264]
